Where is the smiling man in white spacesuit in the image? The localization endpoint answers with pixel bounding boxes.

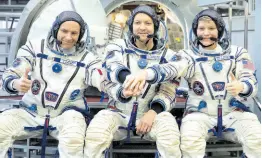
[85,5,181,158]
[0,11,102,158]
[124,9,261,158]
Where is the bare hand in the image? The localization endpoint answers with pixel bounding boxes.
[226,73,244,96]
[13,68,31,93]
[136,110,157,135]
[123,71,147,93]
[122,87,134,98]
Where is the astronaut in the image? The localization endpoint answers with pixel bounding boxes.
[124,9,261,158]
[85,5,181,158]
[0,11,102,158]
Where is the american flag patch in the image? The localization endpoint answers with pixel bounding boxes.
[242,60,255,70]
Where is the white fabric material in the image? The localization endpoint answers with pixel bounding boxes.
[178,46,260,157]
[2,39,102,117]
[180,112,261,158]
[146,68,156,81]
[101,39,179,118]
[1,38,102,157]
[198,44,222,54]
[85,39,181,157]
[7,79,16,91]
[148,44,260,157]
[242,82,249,94]
[183,45,257,116]
[152,45,258,116]
[0,109,86,158]
[85,110,181,158]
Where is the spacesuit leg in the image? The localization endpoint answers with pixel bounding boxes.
[49,110,86,158]
[0,109,42,158]
[145,112,181,158]
[180,112,215,158]
[84,109,127,158]
[223,111,261,158]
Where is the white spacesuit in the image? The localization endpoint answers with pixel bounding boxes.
[133,9,260,158]
[0,11,102,158]
[85,5,181,158]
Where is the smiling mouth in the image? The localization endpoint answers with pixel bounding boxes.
[62,42,73,45]
[202,38,211,41]
[138,33,148,35]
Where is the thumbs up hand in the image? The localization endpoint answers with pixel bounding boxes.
[226,73,244,96]
[13,68,32,93]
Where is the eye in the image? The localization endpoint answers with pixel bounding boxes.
[61,29,68,33]
[134,21,140,25]
[198,27,204,30]
[71,32,78,35]
[146,22,152,25]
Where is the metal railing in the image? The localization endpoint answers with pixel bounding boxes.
[0,3,24,74]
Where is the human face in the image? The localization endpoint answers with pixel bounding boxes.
[57,21,80,49]
[133,13,154,43]
[197,20,218,49]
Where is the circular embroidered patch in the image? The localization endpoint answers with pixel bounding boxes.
[31,80,41,95]
[212,61,223,72]
[70,89,80,100]
[137,58,148,69]
[52,63,62,73]
[12,58,21,67]
[193,81,204,95]
[171,55,181,62]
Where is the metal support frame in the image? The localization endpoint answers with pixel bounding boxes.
[0,5,26,9]
[0,12,21,70]
[10,135,243,158]
[228,1,233,43]
[244,0,249,49]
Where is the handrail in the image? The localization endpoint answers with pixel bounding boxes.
[0,5,26,9]
[0,53,9,57]
[0,32,13,37]
[0,12,21,18]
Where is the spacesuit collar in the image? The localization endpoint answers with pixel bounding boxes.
[47,33,85,57]
[57,44,76,55]
[198,44,223,56]
[132,37,157,51]
[127,37,164,55]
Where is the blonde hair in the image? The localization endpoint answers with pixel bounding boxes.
[198,16,213,22]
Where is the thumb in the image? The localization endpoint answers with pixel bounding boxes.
[23,68,30,79]
[230,72,236,81]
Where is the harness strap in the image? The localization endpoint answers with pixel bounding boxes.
[118,101,138,142]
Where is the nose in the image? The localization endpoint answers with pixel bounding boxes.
[139,23,146,30]
[203,29,210,35]
[65,32,72,40]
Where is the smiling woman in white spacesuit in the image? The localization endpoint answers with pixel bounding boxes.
[85,5,181,158]
[0,11,102,158]
[124,9,261,158]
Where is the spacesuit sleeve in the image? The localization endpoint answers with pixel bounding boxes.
[146,50,193,84]
[85,52,103,91]
[150,78,180,113]
[102,40,131,84]
[2,40,36,94]
[100,78,132,103]
[234,47,257,98]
